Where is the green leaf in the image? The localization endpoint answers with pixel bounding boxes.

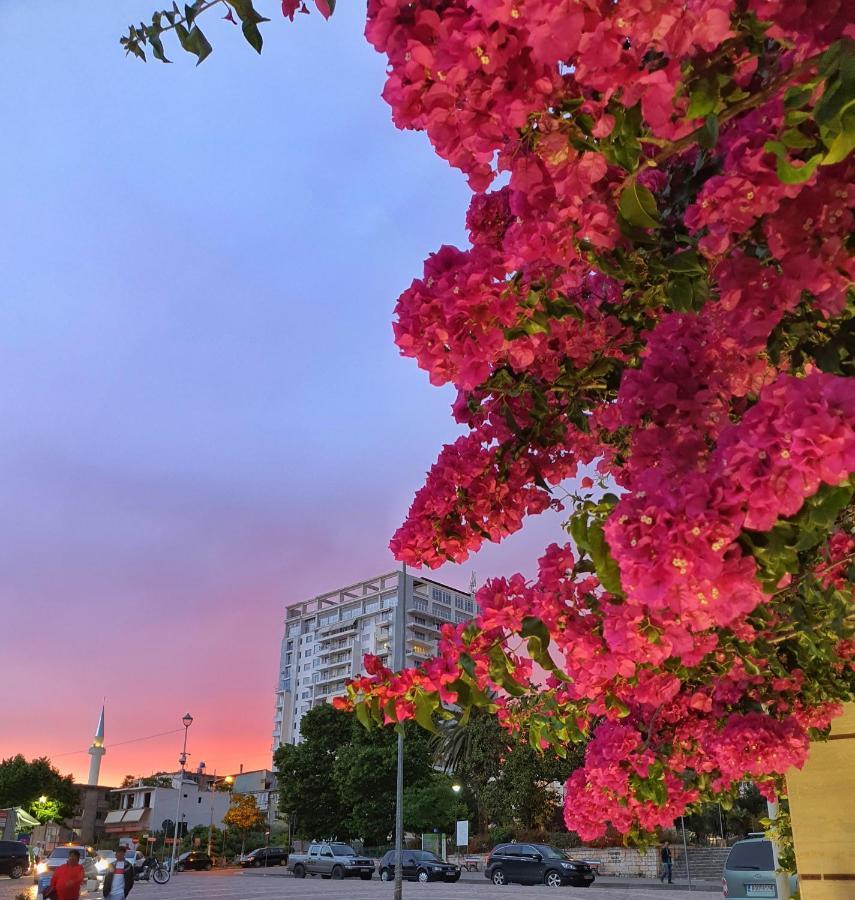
[687,77,718,119]
[664,249,705,274]
[413,694,438,734]
[175,23,212,64]
[355,701,373,731]
[666,275,696,312]
[698,114,719,150]
[765,141,822,183]
[619,179,660,229]
[821,99,855,165]
[780,128,815,149]
[588,524,623,595]
[242,20,263,53]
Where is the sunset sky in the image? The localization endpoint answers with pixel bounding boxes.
[0,1,568,786]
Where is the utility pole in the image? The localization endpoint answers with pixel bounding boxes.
[169,714,193,873]
[393,563,407,900]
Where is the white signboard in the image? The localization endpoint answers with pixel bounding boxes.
[455,820,469,847]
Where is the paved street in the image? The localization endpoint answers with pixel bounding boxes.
[0,870,719,900]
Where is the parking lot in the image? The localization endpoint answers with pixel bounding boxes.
[0,870,717,900]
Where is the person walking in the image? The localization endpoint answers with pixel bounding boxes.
[45,848,85,900]
[659,842,673,884]
[102,845,135,899]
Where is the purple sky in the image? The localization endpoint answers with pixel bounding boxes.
[0,1,567,784]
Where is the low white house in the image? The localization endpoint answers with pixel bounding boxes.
[103,774,230,842]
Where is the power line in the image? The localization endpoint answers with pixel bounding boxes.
[50,728,184,759]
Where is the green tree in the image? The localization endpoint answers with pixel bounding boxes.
[29,796,62,824]
[274,704,353,840]
[403,773,467,835]
[332,718,434,845]
[436,709,581,834]
[274,704,439,844]
[0,755,77,820]
[222,793,265,855]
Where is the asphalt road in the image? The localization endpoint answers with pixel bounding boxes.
[0,870,719,900]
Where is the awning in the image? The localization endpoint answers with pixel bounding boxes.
[123,809,146,823]
[104,811,126,824]
[14,808,41,828]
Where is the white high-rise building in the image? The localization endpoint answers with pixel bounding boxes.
[272,570,476,748]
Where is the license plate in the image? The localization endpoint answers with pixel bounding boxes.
[746,884,776,897]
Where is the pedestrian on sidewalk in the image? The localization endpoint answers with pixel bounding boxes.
[44,848,85,900]
[102,845,135,898]
[659,842,673,884]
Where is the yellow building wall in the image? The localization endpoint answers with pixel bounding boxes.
[787,703,855,900]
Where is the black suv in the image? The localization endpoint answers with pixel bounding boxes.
[175,851,213,871]
[240,847,288,868]
[485,843,595,887]
[0,840,29,879]
[378,850,461,883]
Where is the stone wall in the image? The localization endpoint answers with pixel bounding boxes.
[567,846,660,878]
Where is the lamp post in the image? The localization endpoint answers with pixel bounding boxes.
[169,713,193,873]
[393,563,408,900]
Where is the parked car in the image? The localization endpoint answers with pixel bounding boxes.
[175,850,213,871]
[34,845,99,893]
[722,838,798,898]
[241,846,288,868]
[485,843,596,887]
[287,842,374,879]
[378,849,461,883]
[0,840,29,879]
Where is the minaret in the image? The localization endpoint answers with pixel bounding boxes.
[87,705,106,786]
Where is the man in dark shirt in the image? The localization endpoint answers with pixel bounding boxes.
[659,842,673,883]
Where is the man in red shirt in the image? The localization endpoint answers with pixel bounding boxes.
[47,848,85,900]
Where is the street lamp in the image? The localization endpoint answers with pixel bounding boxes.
[169,713,193,873]
[451,784,462,794]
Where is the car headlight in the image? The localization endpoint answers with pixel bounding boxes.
[561,862,575,869]
[36,862,49,874]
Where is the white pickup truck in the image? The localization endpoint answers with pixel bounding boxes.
[287,842,374,880]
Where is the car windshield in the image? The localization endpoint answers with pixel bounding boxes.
[178,853,190,860]
[50,848,83,860]
[330,844,356,856]
[533,845,564,859]
[412,851,441,862]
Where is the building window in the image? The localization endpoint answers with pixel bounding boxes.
[455,596,475,612]
[412,598,428,611]
[432,587,453,606]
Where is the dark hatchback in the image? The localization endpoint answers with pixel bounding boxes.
[241,847,288,868]
[486,843,596,887]
[0,840,29,879]
[378,850,461,883]
[175,851,213,871]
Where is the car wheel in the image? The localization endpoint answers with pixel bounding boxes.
[254,859,261,868]
[417,869,429,883]
[545,870,563,887]
[177,864,185,872]
[10,864,24,879]
[205,863,212,871]
[293,864,306,878]
[331,865,344,880]
[491,868,507,886]
[380,867,391,882]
